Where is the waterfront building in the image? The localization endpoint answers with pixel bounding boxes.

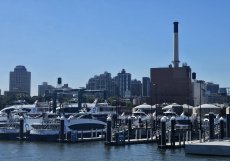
[38,82,55,96]
[192,80,207,106]
[9,65,31,95]
[115,69,131,98]
[131,79,142,97]
[86,72,113,97]
[142,77,150,97]
[151,65,193,105]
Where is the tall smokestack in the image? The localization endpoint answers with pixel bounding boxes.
[172,21,180,68]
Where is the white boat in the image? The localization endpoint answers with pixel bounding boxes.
[0,101,50,119]
[132,103,155,114]
[163,109,191,129]
[29,114,60,142]
[88,101,117,122]
[0,121,20,140]
[29,111,107,142]
[56,101,96,117]
[66,112,106,131]
[129,109,151,127]
[56,99,116,122]
[0,113,8,123]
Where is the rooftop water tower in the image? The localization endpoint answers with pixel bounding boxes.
[57,77,62,88]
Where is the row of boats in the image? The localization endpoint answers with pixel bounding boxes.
[0,100,222,142]
[0,100,115,141]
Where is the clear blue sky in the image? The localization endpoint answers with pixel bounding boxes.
[0,1,230,96]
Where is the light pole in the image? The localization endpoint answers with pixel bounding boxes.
[153,83,158,130]
[198,80,204,141]
[199,81,201,134]
[150,86,153,115]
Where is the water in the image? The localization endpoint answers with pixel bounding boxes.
[0,141,229,161]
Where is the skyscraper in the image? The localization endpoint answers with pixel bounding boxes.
[115,69,131,98]
[142,77,150,97]
[9,65,31,95]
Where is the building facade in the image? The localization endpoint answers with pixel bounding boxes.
[150,66,193,105]
[9,65,31,95]
[38,82,55,96]
[206,82,219,95]
[86,72,113,97]
[193,80,207,106]
[142,77,150,97]
[130,79,142,97]
[115,69,131,98]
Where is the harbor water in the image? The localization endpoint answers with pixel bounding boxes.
[0,141,228,161]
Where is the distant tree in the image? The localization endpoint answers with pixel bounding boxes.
[108,96,119,105]
[5,94,17,105]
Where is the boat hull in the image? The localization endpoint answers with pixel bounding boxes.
[29,133,59,142]
[0,132,19,140]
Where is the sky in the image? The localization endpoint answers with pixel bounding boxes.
[0,1,230,96]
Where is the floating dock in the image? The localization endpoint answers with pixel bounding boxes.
[105,138,156,146]
[185,140,230,156]
[158,141,185,149]
[61,136,105,143]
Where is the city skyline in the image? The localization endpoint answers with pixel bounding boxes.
[0,1,230,96]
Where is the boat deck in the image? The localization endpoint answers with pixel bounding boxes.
[185,140,230,156]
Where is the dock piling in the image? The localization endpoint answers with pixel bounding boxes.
[60,116,65,142]
[209,113,214,140]
[106,115,112,144]
[19,116,24,140]
[226,114,230,138]
[219,117,224,139]
[160,116,166,146]
[170,116,176,147]
[128,117,131,142]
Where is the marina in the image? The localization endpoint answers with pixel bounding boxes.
[1,100,230,159]
[1,0,230,160]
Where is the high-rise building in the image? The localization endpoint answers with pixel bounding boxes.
[86,72,113,97]
[111,78,119,97]
[142,77,150,97]
[115,69,131,98]
[9,65,31,95]
[131,79,142,97]
[38,82,55,96]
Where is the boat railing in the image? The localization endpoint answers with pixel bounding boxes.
[0,122,20,129]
